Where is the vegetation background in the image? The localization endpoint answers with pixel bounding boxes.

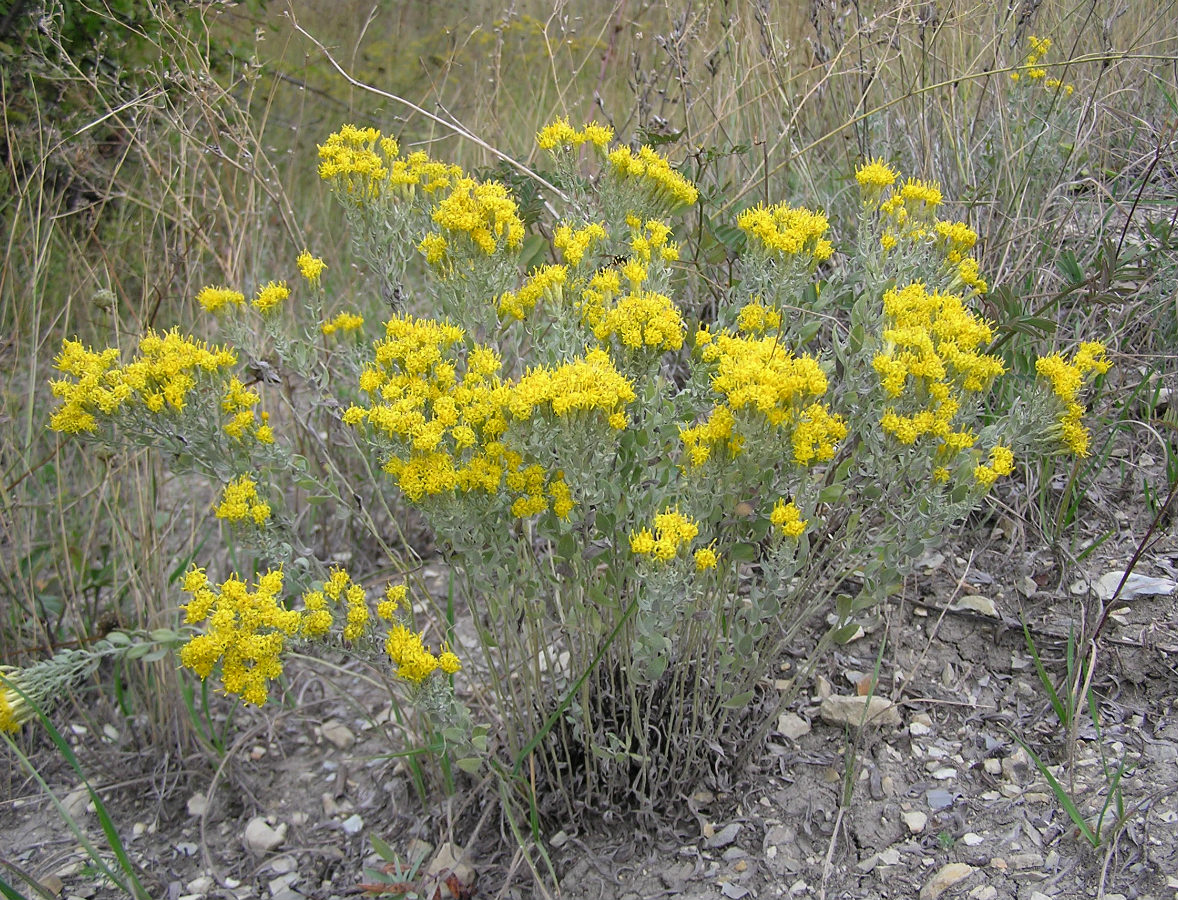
[1,0,1176,897]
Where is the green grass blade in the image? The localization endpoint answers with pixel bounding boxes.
[1022,618,1069,726]
[1008,731,1099,847]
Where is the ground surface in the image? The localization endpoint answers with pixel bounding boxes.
[4,467,1178,900]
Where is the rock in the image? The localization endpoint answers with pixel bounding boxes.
[931,767,958,780]
[1016,576,1038,597]
[951,595,998,617]
[983,758,1002,775]
[1095,571,1177,601]
[320,719,356,750]
[961,833,984,847]
[185,875,214,893]
[706,822,742,849]
[777,713,811,741]
[909,713,932,736]
[243,817,286,854]
[63,785,91,819]
[186,793,208,817]
[341,814,364,835]
[919,863,973,900]
[1001,746,1029,781]
[426,843,477,899]
[926,788,957,809]
[1008,851,1043,869]
[902,810,928,833]
[819,694,901,728]
[969,887,997,900]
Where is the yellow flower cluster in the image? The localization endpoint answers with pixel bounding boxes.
[510,348,637,422]
[298,569,370,641]
[0,668,34,732]
[973,445,1016,487]
[321,312,365,335]
[873,282,1005,455]
[49,330,237,433]
[215,475,271,525]
[536,117,614,151]
[196,286,245,314]
[606,145,699,211]
[553,222,608,267]
[222,376,274,444]
[630,507,700,563]
[297,250,327,286]
[318,124,464,204]
[625,217,680,265]
[1035,342,1110,456]
[736,299,783,335]
[497,264,567,321]
[855,157,898,203]
[385,626,461,684]
[737,202,834,265]
[685,329,844,466]
[422,176,525,261]
[253,280,290,314]
[179,567,300,707]
[1011,36,1074,94]
[770,498,807,539]
[589,289,686,353]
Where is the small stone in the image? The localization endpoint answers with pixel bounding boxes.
[983,758,1002,775]
[961,833,984,847]
[186,793,208,817]
[341,813,364,835]
[878,847,902,866]
[920,862,973,900]
[819,694,901,728]
[1028,893,1053,900]
[132,822,147,837]
[1008,852,1043,869]
[951,595,998,617]
[185,875,214,894]
[1017,576,1038,597]
[777,713,811,741]
[269,856,297,874]
[999,783,1022,798]
[989,858,1007,871]
[910,715,932,737]
[102,723,120,742]
[969,887,997,900]
[63,785,91,818]
[321,719,356,750]
[549,830,569,849]
[243,817,286,854]
[706,822,742,849]
[267,871,299,898]
[926,788,957,809]
[931,767,957,780]
[902,810,928,833]
[1002,747,1029,781]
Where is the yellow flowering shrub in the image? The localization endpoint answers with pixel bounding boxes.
[42,119,1111,821]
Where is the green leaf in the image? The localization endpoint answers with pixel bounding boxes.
[728,542,758,562]
[832,622,862,644]
[456,757,483,774]
[369,833,399,864]
[722,690,754,709]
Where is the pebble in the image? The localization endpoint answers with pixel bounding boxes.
[1008,851,1043,869]
[185,876,214,893]
[932,767,958,780]
[243,817,287,854]
[186,793,208,817]
[951,595,998,617]
[983,758,1002,775]
[777,713,811,741]
[902,810,928,833]
[706,822,742,849]
[920,863,973,900]
[819,694,901,728]
[910,714,933,737]
[321,719,356,750]
[961,833,984,847]
[341,813,364,835]
[969,887,997,900]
